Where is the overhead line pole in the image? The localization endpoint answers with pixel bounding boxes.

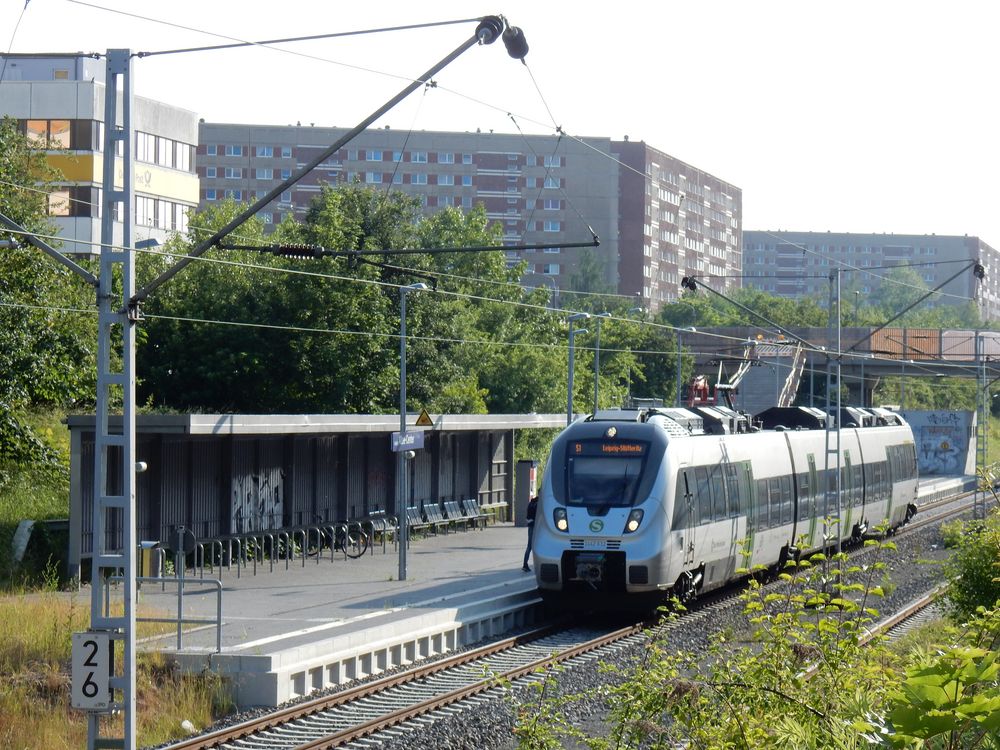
[132,16,508,307]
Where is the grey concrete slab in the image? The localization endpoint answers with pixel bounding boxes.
[136,522,536,655]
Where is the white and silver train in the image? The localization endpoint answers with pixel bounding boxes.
[532,405,919,608]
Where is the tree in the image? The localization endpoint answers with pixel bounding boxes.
[0,115,96,479]
[138,194,398,413]
[137,187,570,416]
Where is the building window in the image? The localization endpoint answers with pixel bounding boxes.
[543,155,561,167]
[365,171,382,184]
[281,146,291,158]
[225,189,242,200]
[367,150,382,161]
[439,174,454,186]
[543,220,561,232]
[280,190,292,203]
[206,166,216,178]
[542,263,560,275]
[256,145,273,157]
[281,169,291,179]
[462,196,472,209]
[544,176,559,189]
[462,153,472,164]
[207,144,217,156]
[225,145,242,156]
[412,173,427,185]
[462,175,472,187]
[439,152,454,164]
[206,189,217,200]
[255,168,273,180]
[544,199,560,210]
[411,151,427,163]
[392,150,402,162]
[224,167,243,179]
[47,190,70,216]
[261,212,273,224]
[544,247,561,254]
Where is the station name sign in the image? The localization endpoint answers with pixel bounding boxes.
[391,430,425,452]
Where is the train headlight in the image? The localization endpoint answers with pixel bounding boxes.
[623,508,644,534]
[553,507,569,532]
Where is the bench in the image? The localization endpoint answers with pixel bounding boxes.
[361,510,397,553]
[404,506,436,538]
[461,498,490,529]
[423,502,450,534]
[442,500,472,531]
[479,499,510,524]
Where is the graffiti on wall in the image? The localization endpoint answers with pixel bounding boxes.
[901,410,974,476]
[231,471,284,533]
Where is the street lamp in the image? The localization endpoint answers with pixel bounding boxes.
[523,271,559,309]
[592,312,612,413]
[398,282,427,582]
[567,312,590,425]
[676,326,696,406]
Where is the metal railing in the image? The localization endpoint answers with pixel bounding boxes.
[175,515,399,579]
[109,575,223,653]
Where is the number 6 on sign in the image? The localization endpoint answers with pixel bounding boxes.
[71,631,111,710]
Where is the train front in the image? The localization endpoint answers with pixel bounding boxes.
[532,415,671,606]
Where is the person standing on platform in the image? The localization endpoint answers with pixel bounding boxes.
[522,494,538,572]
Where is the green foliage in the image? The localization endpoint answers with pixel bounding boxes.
[138,187,570,416]
[0,116,96,483]
[943,509,1000,621]
[886,605,1000,748]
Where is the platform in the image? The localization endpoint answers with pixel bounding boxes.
[136,523,541,707]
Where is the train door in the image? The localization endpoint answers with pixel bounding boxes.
[843,451,854,539]
[805,454,818,548]
[678,468,697,566]
[741,462,756,569]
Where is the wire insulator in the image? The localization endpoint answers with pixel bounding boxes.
[476,16,504,44]
[274,244,320,260]
[502,25,529,59]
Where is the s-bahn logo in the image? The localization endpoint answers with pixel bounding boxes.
[589,519,604,533]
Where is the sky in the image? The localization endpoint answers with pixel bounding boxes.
[3,0,999,247]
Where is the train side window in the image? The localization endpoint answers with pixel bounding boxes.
[694,467,712,525]
[710,465,727,520]
[672,472,689,528]
[724,463,742,516]
[768,478,782,529]
[780,475,793,525]
[756,479,768,531]
[798,470,810,520]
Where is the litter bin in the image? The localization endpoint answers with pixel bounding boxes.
[138,541,163,578]
[515,459,538,527]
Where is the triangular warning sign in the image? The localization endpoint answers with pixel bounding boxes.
[415,409,433,427]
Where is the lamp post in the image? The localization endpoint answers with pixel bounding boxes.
[676,326,696,406]
[523,271,559,309]
[592,312,612,413]
[625,306,644,402]
[398,282,427,582]
[567,312,590,425]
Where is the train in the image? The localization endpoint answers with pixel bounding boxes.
[531,404,919,608]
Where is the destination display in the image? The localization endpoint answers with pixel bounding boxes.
[571,440,648,457]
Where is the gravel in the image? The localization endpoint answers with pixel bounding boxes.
[376,521,952,750]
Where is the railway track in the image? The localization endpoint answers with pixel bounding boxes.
[160,489,973,750]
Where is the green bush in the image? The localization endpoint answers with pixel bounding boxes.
[939,519,966,549]
[943,511,1000,621]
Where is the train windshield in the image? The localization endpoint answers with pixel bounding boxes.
[566,439,648,507]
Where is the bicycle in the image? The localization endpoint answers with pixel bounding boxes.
[333,522,369,559]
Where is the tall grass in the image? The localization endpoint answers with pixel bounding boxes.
[0,592,234,748]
